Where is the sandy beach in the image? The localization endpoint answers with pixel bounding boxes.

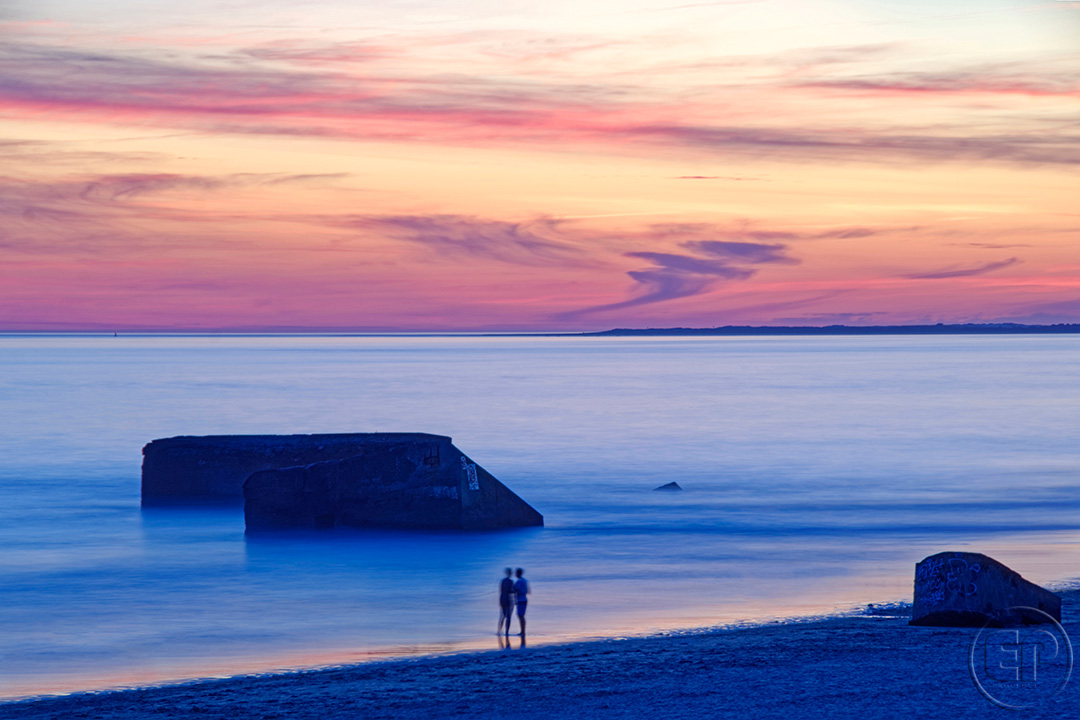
[4,591,1077,720]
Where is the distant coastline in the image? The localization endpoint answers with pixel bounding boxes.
[2,323,1080,336]
[582,323,1080,337]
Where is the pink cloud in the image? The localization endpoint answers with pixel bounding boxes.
[797,70,1080,99]
[903,257,1023,280]
[3,39,1079,166]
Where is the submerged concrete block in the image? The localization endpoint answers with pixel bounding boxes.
[243,436,542,531]
[910,551,1060,627]
[142,433,440,502]
[141,433,543,531]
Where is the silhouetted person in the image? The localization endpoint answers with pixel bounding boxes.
[497,567,514,637]
[513,567,529,637]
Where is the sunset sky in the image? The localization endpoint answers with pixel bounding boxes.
[1,0,1078,331]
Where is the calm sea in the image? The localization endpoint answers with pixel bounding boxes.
[1,334,1079,698]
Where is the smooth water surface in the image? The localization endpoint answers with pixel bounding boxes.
[1,334,1079,697]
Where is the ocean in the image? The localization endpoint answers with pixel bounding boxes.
[1,333,1078,698]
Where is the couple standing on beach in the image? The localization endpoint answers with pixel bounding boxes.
[498,567,529,637]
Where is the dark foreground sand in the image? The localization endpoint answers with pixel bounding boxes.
[4,593,1079,720]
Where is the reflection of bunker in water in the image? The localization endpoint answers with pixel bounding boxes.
[141,433,543,531]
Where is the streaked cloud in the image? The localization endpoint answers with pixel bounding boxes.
[0,170,349,257]
[953,242,1033,249]
[2,170,346,207]
[561,230,800,318]
[2,37,1078,166]
[670,175,766,181]
[628,124,1080,166]
[338,215,586,267]
[240,41,388,65]
[798,68,1080,99]
[904,257,1022,280]
[685,240,799,263]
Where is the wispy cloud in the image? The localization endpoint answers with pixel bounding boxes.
[671,175,765,181]
[3,39,1079,166]
[335,215,586,267]
[75,174,229,202]
[626,251,759,278]
[69,172,348,202]
[684,239,798,263]
[240,41,388,65]
[0,170,348,257]
[629,124,1080,166]
[560,228,800,318]
[904,257,1022,279]
[0,137,167,166]
[659,223,893,242]
[953,242,1033,249]
[798,68,1080,99]
[2,170,346,207]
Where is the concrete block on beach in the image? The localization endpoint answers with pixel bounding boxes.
[910,551,1061,627]
[141,433,543,531]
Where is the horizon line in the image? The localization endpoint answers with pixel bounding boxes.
[3,322,1080,337]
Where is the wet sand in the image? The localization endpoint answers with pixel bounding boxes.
[3,594,1077,720]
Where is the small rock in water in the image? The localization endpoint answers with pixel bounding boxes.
[653,481,683,491]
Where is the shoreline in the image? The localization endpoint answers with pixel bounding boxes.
[4,591,1079,718]
[0,595,914,702]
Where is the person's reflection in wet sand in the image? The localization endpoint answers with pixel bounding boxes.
[496,633,526,650]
